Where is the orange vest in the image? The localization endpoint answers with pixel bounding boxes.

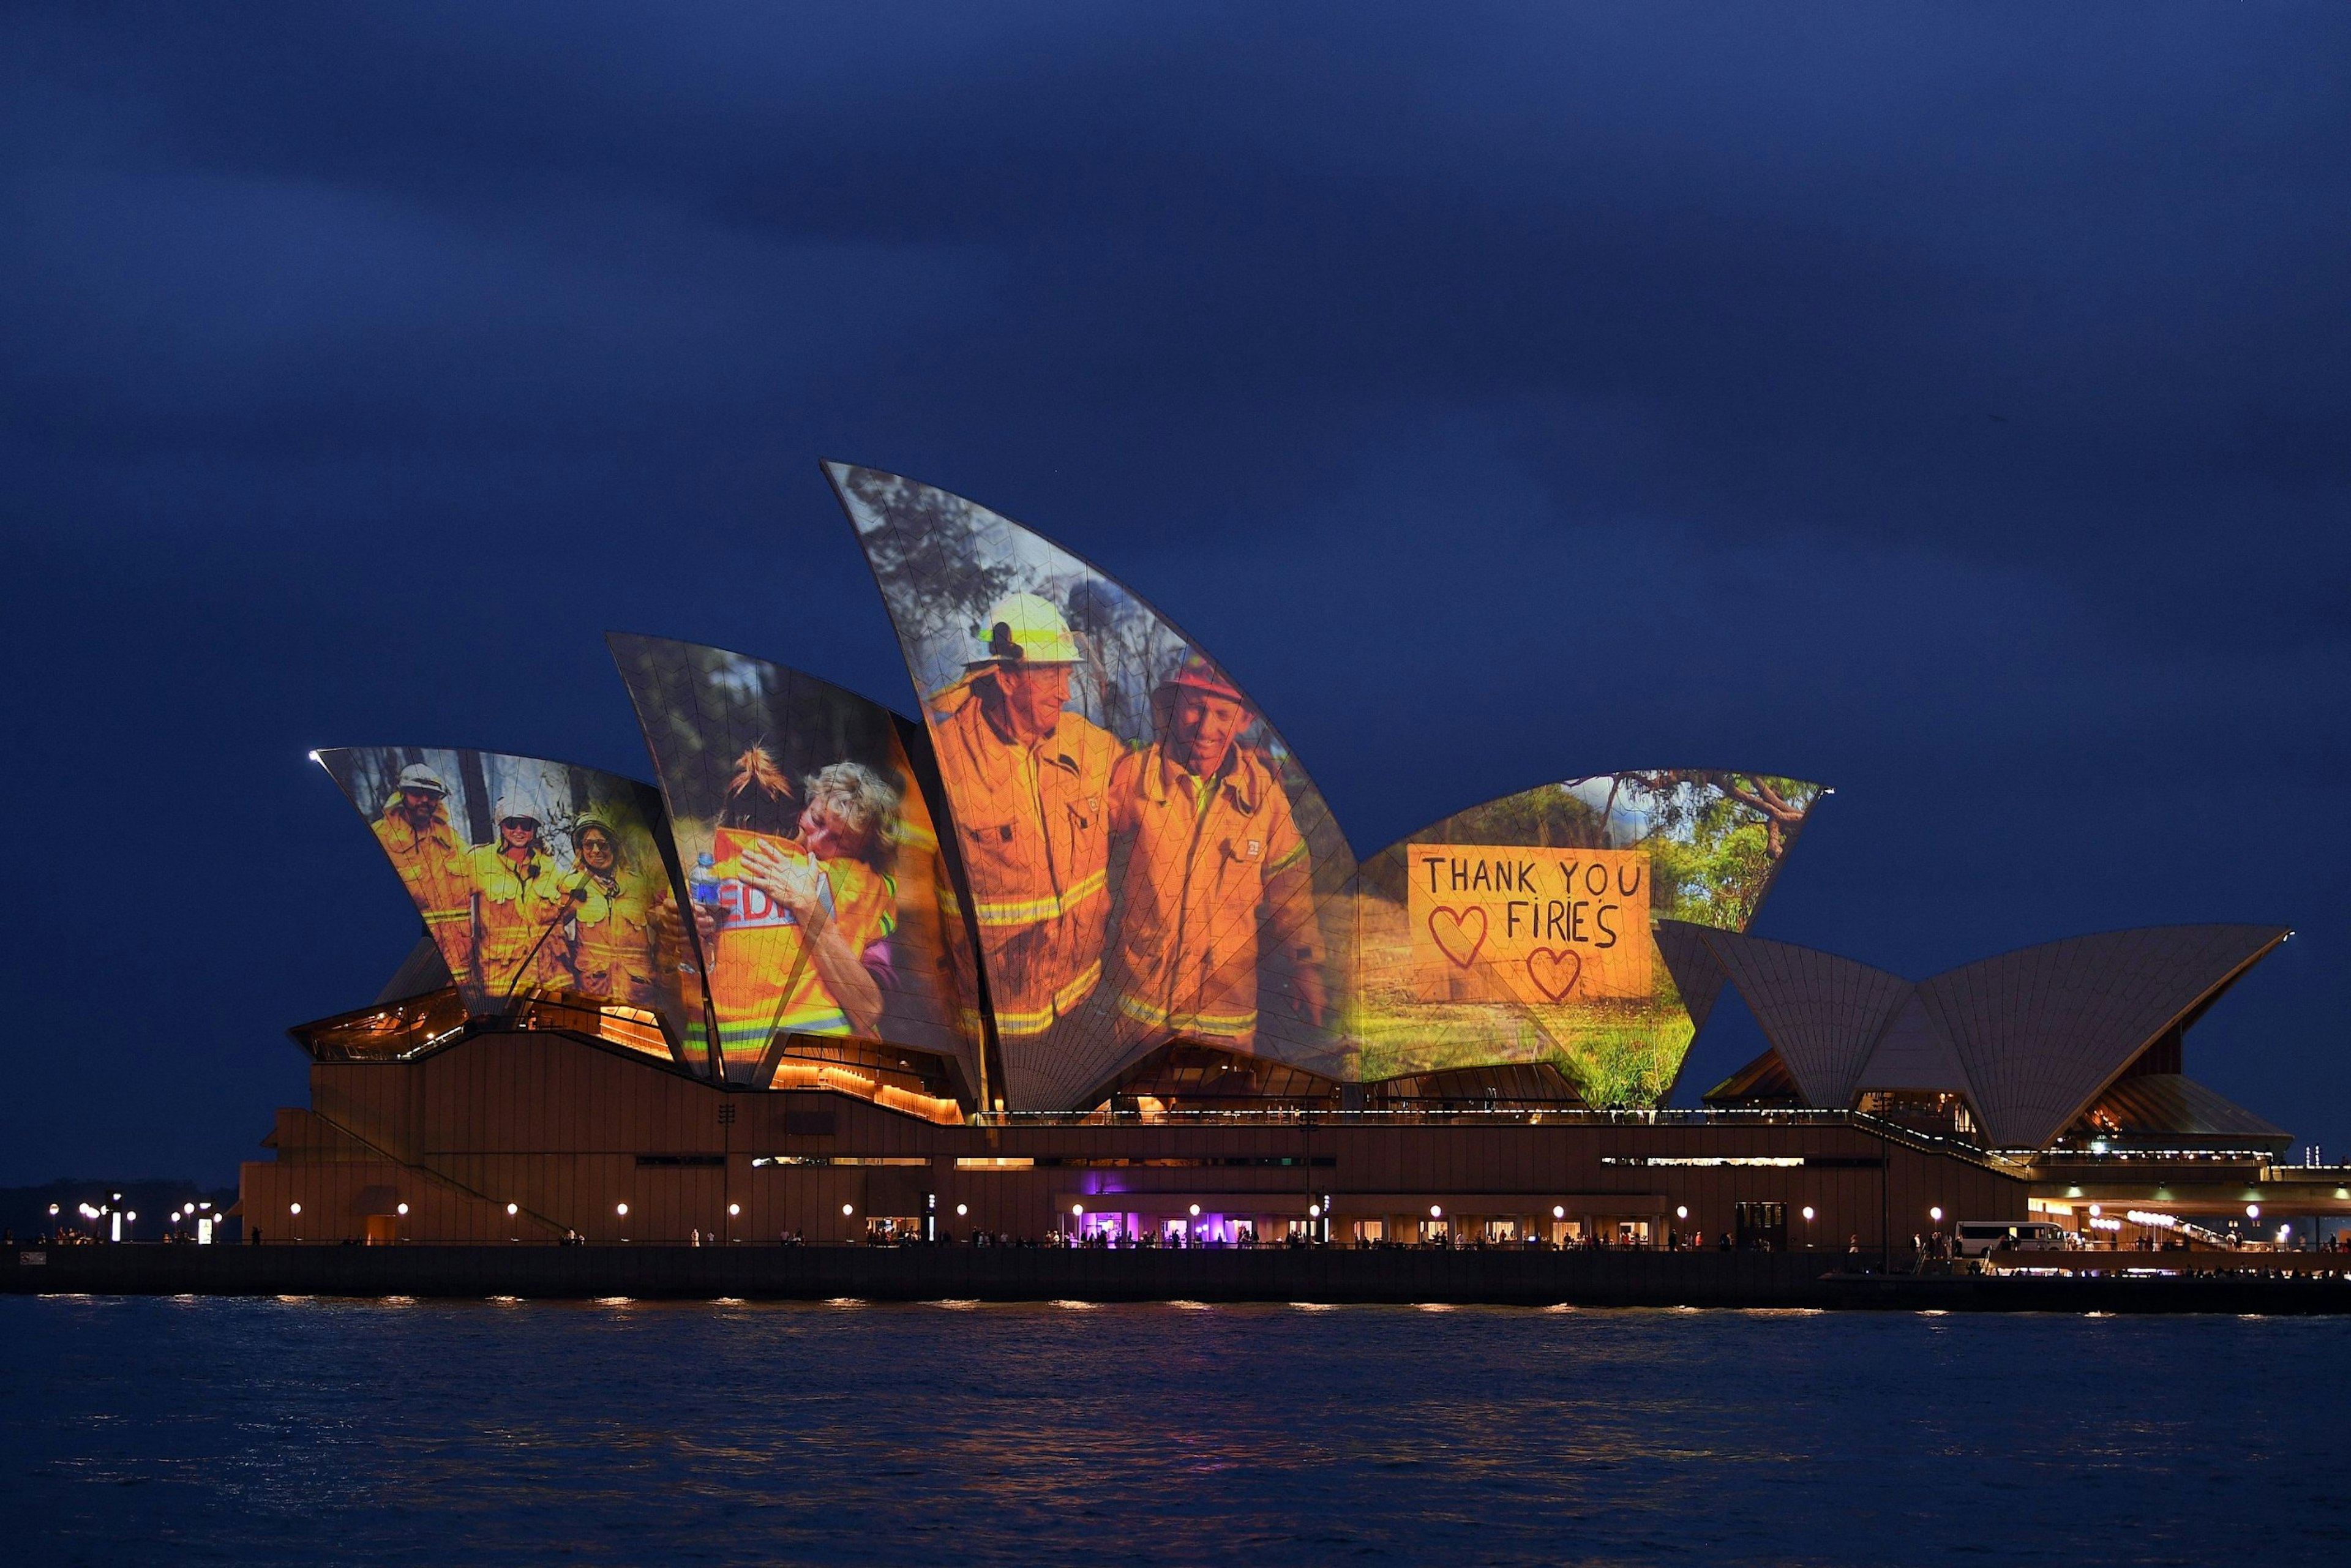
[929,689,1116,1037]
[1108,743,1317,1045]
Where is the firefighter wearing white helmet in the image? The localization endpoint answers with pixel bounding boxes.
[928,591,1116,1057]
[462,790,577,999]
[371,761,475,988]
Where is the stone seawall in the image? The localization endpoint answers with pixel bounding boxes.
[7,1246,2351,1312]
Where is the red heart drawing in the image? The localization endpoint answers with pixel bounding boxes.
[1427,906,1488,969]
[1526,947,1583,1002]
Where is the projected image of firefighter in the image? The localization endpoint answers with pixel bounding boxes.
[1109,651,1323,1052]
[315,746,700,1062]
[834,462,1360,1106]
[688,746,904,1078]
[465,789,579,999]
[924,593,1117,1052]
[369,762,475,988]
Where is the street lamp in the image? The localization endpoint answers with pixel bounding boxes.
[1929,1206,1943,1223]
[2246,1203,2262,1220]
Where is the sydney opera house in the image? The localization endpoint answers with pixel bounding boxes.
[244,465,2342,1255]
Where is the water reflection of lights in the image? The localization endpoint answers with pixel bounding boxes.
[1051,1299,1097,1310]
[931,1299,980,1310]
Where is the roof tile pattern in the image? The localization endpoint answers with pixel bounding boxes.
[1854,992,1970,1095]
[1914,924,2286,1149]
[2071,1072,2290,1149]
[1679,927,1912,1108]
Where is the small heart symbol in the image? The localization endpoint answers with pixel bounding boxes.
[1526,947,1582,1002]
[1427,906,1488,969]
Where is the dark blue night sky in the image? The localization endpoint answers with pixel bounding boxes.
[6,4,2347,1183]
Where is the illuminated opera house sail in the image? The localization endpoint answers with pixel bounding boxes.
[309,465,1824,1116]
[256,463,2308,1252]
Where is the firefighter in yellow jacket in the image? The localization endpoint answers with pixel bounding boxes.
[1108,651,1324,1049]
[371,763,476,988]
[463,792,577,1000]
[927,593,1117,1042]
[691,748,891,1076]
[564,811,667,1006]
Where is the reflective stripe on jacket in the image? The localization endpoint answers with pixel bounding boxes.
[568,867,667,1005]
[373,806,475,985]
[464,842,577,999]
[1107,742,1317,1046]
[929,690,1116,1038]
[696,836,893,1067]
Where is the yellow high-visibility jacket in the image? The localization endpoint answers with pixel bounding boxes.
[372,805,474,986]
[568,866,667,1006]
[697,829,894,1069]
[464,842,576,999]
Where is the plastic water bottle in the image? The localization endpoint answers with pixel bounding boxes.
[688,852,721,907]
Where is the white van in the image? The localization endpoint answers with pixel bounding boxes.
[1954,1220,2067,1258]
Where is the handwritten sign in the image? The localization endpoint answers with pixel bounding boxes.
[1405,845,1652,1003]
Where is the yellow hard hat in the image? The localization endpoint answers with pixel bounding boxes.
[975,591,1080,666]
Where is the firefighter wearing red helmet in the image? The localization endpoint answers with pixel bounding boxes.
[1106,650,1324,1049]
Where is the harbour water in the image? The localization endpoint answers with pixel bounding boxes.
[3,1295,2344,1565]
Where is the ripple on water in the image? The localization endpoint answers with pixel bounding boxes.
[2,1298,2347,1566]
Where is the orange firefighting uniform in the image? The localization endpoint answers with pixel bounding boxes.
[695,828,894,1070]
[1107,741,1318,1046]
[463,840,577,999]
[928,678,1116,1037]
[568,863,669,1005]
[373,801,476,987]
